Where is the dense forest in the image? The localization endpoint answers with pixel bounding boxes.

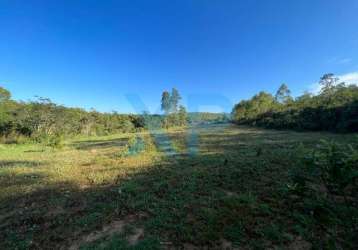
[231,73,358,132]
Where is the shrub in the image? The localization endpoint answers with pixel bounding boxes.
[1,133,29,144]
[46,134,64,149]
[308,140,358,195]
[287,139,358,248]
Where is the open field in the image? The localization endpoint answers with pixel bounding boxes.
[0,123,357,249]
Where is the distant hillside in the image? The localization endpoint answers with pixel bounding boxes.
[188,112,230,124]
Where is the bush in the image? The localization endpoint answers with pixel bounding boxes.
[286,140,358,248]
[309,140,358,195]
[46,134,64,149]
[1,133,29,144]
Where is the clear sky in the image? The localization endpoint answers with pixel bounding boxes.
[1,0,358,113]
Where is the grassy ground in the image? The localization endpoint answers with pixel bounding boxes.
[0,123,356,249]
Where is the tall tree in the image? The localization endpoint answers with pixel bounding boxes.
[161,91,171,114]
[170,88,181,113]
[0,87,11,103]
[0,87,12,132]
[178,105,188,126]
[319,73,339,95]
[275,83,292,104]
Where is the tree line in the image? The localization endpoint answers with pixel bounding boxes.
[0,87,196,144]
[0,88,146,143]
[231,73,358,132]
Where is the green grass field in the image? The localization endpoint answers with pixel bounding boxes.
[0,123,356,249]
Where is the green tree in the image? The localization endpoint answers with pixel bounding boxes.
[161,91,171,114]
[0,87,12,136]
[0,86,11,103]
[231,92,276,123]
[170,88,181,113]
[231,73,358,132]
[275,83,292,104]
[295,91,313,108]
[178,105,188,126]
[250,91,276,115]
[319,73,339,95]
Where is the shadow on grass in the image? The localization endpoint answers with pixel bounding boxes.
[24,149,45,153]
[1,126,356,249]
[0,150,293,249]
[0,172,48,189]
[0,160,44,168]
[71,138,129,151]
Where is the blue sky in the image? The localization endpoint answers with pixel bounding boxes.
[1,0,358,113]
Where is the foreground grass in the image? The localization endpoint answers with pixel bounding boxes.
[0,124,356,249]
